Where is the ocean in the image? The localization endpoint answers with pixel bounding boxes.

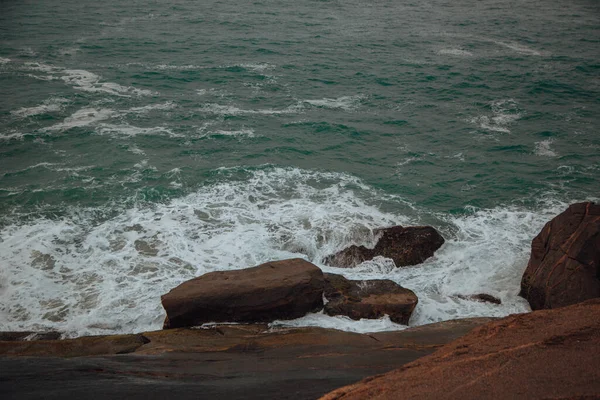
[0,0,598,337]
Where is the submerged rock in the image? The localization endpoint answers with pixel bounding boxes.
[321,299,600,400]
[520,202,600,310]
[323,273,418,324]
[324,225,444,268]
[456,293,502,305]
[161,258,325,329]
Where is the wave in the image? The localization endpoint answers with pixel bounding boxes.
[0,165,573,337]
[11,98,70,119]
[468,99,521,133]
[534,139,558,157]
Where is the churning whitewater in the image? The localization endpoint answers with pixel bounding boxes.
[1,0,599,337]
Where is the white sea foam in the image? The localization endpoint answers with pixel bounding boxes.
[127,102,176,113]
[44,108,116,131]
[438,48,473,57]
[0,166,573,336]
[492,40,542,56]
[0,57,11,64]
[199,103,299,116]
[302,95,364,111]
[96,123,180,137]
[61,69,154,97]
[11,98,69,119]
[534,139,558,157]
[469,99,521,133]
[204,128,256,138]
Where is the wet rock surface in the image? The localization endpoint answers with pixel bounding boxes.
[520,202,600,310]
[321,299,600,400]
[324,226,444,268]
[323,273,418,324]
[161,258,325,328]
[0,318,491,400]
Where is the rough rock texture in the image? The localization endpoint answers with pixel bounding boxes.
[0,334,150,357]
[520,202,600,310]
[321,298,600,400]
[323,273,418,324]
[161,258,325,328]
[325,226,444,268]
[0,318,492,399]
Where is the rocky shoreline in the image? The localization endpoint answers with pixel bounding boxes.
[1,202,599,399]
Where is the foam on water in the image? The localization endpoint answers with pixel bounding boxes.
[44,108,117,132]
[492,40,542,56]
[534,139,558,157]
[199,103,300,116]
[469,99,521,133]
[0,166,572,337]
[61,69,154,97]
[302,95,364,111]
[438,48,473,57]
[96,123,179,138]
[0,57,11,64]
[11,98,70,119]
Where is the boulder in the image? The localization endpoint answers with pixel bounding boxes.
[520,202,600,310]
[161,258,325,329]
[321,299,600,400]
[323,274,418,324]
[324,226,444,268]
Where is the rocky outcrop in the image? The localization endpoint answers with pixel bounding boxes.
[0,318,492,399]
[520,202,600,310]
[324,226,444,268]
[323,274,418,324]
[321,298,600,400]
[161,258,325,329]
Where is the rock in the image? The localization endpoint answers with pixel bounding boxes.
[161,258,325,329]
[0,333,150,357]
[456,293,502,305]
[323,273,418,324]
[0,318,493,399]
[520,202,600,310]
[0,331,62,341]
[134,239,159,256]
[324,226,444,268]
[321,298,600,400]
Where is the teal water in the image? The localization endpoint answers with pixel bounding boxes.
[0,0,598,336]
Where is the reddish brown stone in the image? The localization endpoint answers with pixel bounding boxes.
[520,202,600,310]
[321,299,600,400]
[324,226,444,268]
[161,258,324,328]
[323,273,418,324]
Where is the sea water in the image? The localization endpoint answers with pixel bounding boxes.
[0,0,598,337]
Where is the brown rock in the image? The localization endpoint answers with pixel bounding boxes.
[520,202,600,310]
[456,293,502,305]
[0,319,493,399]
[161,258,325,329]
[0,331,61,341]
[321,298,600,400]
[325,226,444,268]
[0,333,149,357]
[323,273,418,324]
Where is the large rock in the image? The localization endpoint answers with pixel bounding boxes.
[0,319,493,399]
[324,226,444,268]
[520,202,600,310]
[323,274,418,324]
[321,298,600,400]
[161,258,325,328]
